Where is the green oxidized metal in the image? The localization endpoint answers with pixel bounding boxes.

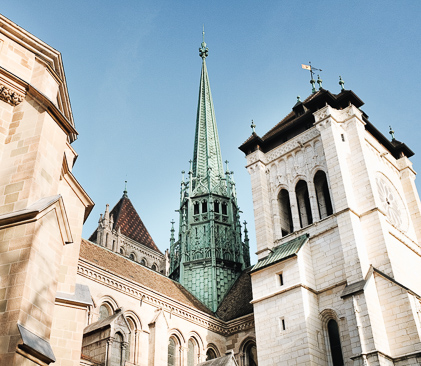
[169,34,250,312]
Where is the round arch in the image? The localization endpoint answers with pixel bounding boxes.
[124,310,142,331]
[168,328,185,346]
[205,343,220,360]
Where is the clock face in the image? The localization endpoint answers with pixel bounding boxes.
[376,175,408,231]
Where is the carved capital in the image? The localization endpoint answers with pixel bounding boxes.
[0,83,25,106]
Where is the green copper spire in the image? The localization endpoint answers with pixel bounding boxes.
[192,31,224,188]
[169,33,250,312]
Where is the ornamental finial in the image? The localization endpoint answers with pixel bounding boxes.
[317,75,323,90]
[251,119,256,133]
[123,180,128,198]
[339,76,345,91]
[199,25,209,59]
[389,126,396,141]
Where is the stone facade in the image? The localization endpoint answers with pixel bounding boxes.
[241,90,421,365]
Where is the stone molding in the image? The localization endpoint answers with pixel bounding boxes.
[78,260,254,336]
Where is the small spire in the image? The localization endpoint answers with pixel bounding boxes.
[339,76,345,91]
[123,180,128,198]
[297,96,301,103]
[181,170,185,182]
[389,126,396,141]
[317,75,323,90]
[199,25,209,59]
[225,160,230,173]
[251,119,256,133]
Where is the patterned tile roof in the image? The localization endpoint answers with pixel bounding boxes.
[79,239,213,315]
[89,196,161,254]
[215,267,253,321]
[250,234,309,273]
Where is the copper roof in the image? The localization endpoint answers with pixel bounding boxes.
[79,239,213,315]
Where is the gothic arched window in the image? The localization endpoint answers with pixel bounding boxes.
[201,201,208,213]
[327,319,344,366]
[151,264,157,271]
[278,189,293,236]
[295,180,313,227]
[129,253,136,261]
[314,170,333,219]
[140,258,146,266]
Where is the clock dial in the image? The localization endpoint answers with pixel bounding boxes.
[376,175,408,231]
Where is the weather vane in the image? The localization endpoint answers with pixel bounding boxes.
[302,62,322,93]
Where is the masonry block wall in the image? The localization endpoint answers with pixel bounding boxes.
[0,14,93,365]
[245,91,421,365]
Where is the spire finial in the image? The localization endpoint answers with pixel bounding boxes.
[339,76,345,91]
[389,126,396,141]
[199,25,209,59]
[123,180,128,198]
[302,62,322,94]
[317,75,323,90]
[251,119,256,133]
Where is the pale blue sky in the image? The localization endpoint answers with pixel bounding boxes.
[2,2,421,263]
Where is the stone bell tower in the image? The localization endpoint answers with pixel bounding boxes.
[169,31,250,312]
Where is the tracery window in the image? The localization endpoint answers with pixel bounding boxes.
[295,180,313,227]
[314,170,333,219]
[327,319,344,366]
[278,189,293,236]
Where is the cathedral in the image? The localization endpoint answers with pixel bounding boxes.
[1,12,421,366]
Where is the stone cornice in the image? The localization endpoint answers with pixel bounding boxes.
[0,66,77,142]
[78,259,254,336]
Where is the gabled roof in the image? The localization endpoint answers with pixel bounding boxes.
[79,239,213,315]
[216,267,253,321]
[89,195,161,254]
[250,234,309,273]
[198,353,238,366]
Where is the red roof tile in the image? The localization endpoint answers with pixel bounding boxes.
[79,239,213,315]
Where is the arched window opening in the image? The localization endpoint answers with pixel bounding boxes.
[194,202,199,215]
[214,201,220,213]
[168,337,180,366]
[328,319,344,366]
[151,264,157,271]
[295,180,313,227]
[221,203,227,215]
[99,304,111,320]
[206,348,217,361]
[111,332,123,366]
[105,233,109,248]
[202,201,207,213]
[129,253,136,261]
[278,189,293,236]
[112,240,116,251]
[187,339,197,366]
[120,248,124,254]
[140,258,146,266]
[126,317,136,363]
[243,342,258,366]
[314,171,333,219]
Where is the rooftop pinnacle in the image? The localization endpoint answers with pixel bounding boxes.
[199,27,209,59]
